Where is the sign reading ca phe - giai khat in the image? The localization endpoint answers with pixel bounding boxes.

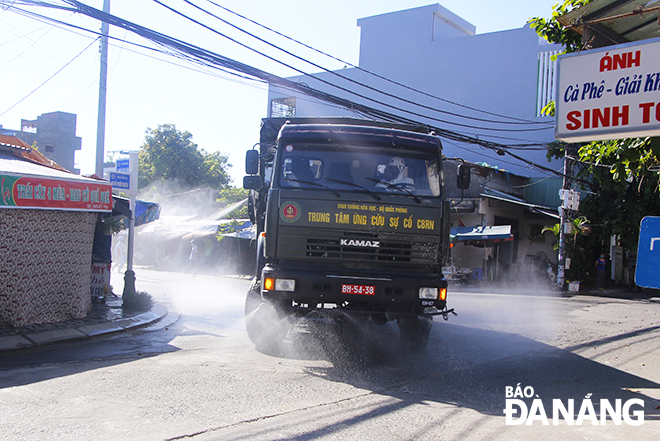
[0,174,112,212]
[556,37,660,143]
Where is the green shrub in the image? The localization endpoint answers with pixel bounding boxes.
[123,290,154,312]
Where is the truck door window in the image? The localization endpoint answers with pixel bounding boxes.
[282,157,322,186]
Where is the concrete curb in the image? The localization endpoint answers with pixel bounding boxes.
[0,304,168,353]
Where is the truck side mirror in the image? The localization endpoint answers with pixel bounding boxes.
[243,175,264,190]
[457,164,470,190]
[245,150,259,175]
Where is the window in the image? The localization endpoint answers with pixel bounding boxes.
[278,144,441,197]
[45,145,54,153]
[536,50,559,117]
[270,97,296,118]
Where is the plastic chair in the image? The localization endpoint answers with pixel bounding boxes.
[473,267,484,280]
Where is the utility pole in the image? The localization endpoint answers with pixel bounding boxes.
[557,145,575,289]
[95,0,110,177]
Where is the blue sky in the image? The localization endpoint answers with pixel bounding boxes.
[0,1,560,185]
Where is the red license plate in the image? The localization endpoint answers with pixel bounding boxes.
[341,284,375,295]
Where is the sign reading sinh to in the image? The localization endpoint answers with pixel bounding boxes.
[556,37,660,143]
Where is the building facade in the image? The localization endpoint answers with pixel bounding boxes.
[0,111,82,174]
[268,3,562,179]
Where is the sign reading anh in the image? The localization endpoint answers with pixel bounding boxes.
[635,216,660,289]
[556,37,660,143]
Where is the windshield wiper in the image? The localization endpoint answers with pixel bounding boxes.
[284,178,341,197]
[324,178,381,201]
[365,177,421,204]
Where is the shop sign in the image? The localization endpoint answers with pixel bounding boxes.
[556,37,660,143]
[0,174,112,212]
[90,263,111,300]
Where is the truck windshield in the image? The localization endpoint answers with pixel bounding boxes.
[278,144,441,197]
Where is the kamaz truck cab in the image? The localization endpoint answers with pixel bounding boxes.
[243,118,467,352]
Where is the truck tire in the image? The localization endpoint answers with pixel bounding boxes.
[244,280,290,351]
[397,315,432,353]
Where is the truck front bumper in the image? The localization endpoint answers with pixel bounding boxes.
[260,265,448,316]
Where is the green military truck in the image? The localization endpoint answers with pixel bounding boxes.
[243,118,468,352]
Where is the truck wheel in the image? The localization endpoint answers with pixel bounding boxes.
[244,282,290,351]
[397,316,432,353]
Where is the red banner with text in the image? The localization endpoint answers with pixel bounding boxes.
[0,174,112,212]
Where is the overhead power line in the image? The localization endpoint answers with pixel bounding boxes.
[146,0,551,134]
[0,35,98,118]
[204,0,553,127]
[172,0,551,129]
[7,0,569,179]
[6,4,270,86]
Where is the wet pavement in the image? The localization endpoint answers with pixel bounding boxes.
[0,276,652,354]
[0,295,167,352]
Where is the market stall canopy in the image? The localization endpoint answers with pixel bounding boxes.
[450,225,513,247]
[221,224,256,240]
[112,195,161,227]
[138,216,251,240]
[558,0,660,48]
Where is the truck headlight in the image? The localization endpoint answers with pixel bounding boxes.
[275,279,296,292]
[419,287,438,299]
[264,278,296,292]
[419,287,447,301]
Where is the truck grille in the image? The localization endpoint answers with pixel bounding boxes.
[277,227,439,269]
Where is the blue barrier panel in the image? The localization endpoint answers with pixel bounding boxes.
[635,216,660,289]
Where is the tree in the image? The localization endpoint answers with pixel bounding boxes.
[542,216,590,250]
[545,141,660,253]
[530,1,660,183]
[542,216,592,282]
[138,124,232,192]
[529,0,589,56]
[217,187,249,218]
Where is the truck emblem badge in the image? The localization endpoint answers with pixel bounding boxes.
[280,201,301,223]
[340,239,380,248]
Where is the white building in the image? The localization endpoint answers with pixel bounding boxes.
[268,3,562,179]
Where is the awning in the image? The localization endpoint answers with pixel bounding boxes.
[481,189,559,219]
[137,217,251,240]
[221,224,256,240]
[112,196,161,227]
[558,0,660,48]
[450,225,512,242]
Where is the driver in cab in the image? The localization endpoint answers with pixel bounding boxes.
[377,157,414,187]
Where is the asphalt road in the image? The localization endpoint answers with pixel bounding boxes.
[0,268,659,440]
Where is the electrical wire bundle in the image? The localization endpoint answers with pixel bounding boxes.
[3,0,567,178]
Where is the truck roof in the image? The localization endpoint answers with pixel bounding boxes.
[279,123,442,151]
[259,117,438,153]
